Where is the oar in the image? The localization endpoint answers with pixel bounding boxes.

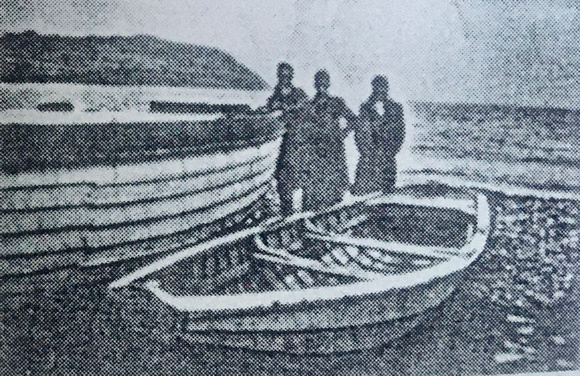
[305,233,461,260]
[109,192,382,290]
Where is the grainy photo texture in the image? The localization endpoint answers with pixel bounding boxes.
[0,1,579,375]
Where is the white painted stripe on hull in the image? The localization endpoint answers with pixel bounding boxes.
[0,152,276,211]
[0,201,262,276]
[0,166,275,234]
[87,184,269,248]
[92,153,277,205]
[185,275,457,332]
[0,184,270,255]
[0,137,281,188]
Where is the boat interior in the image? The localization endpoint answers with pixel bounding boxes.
[111,188,489,303]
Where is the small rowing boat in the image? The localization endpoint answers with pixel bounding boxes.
[110,186,490,354]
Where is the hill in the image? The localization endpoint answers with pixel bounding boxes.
[0,31,268,90]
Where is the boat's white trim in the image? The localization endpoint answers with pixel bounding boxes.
[0,111,222,126]
[0,153,277,211]
[145,230,487,313]
[0,168,275,233]
[0,137,281,188]
[136,193,490,313]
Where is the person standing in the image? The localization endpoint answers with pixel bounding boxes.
[352,75,405,195]
[265,62,309,216]
[304,70,356,211]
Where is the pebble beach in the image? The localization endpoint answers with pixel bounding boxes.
[0,189,578,375]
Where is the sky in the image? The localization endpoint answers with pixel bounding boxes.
[2,0,580,108]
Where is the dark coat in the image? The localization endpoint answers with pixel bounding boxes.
[302,94,355,210]
[266,85,309,214]
[353,99,405,194]
[356,99,405,158]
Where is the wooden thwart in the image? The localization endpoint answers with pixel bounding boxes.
[306,232,461,260]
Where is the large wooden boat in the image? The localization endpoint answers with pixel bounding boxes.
[110,186,490,354]
[0,106,282,293]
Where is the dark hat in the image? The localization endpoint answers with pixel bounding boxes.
[372,75,389,90]
[314,69,330,82]
[277,62,294,74]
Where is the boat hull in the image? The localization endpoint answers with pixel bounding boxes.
[112,257,464,355]
[182,310,425,354]
[0,199,266,294]
[110,187,489,354]
[0,114,283,292]
[180,270,462,354]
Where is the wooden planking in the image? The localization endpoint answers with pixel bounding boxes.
[109,219,276,289]
[80,202,259,268]
[0,230,86,256]
[0,184,269,255]
[107,191,408,290]
[253,233,294,259]
[0,169,272,234]
[199,261,252,293]
[295,269,315,287]
[0,184,92,211]
[0,197,262,282]
[0,141,278,211]
[330,247,351,266]
[1,207,90,234]
[92,155,276,206]
[252,253,380,280]
[0,152,272,213]
[81,221,220,267]
[92,169,272,227]
[3,152,274,212]
[365,248,397,265]
[118,192,488,343]
[0,137,281,189]
[260,266,288,291]
[184,273,458,332]
[86,184,269,249]
[143,220,486,315]
[0,251,84,276]
[0,254,149,295]
[181,311,424,354]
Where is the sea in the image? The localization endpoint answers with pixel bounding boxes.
[399,101,580,200]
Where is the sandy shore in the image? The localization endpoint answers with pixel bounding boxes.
[0,189,578,375]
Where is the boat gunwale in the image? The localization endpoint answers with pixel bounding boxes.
[0,136,282,190]
[0,113,283,177]
[113,191,490,315]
